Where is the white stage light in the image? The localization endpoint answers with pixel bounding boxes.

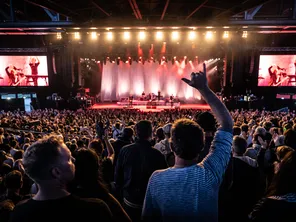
[223,31,229,39]
[156,31,163,41]
[106,32,113,41]
[123,32,131,41]
[56,32,62,39]
[171,31,179,41]
[188,31,196,40]
[74,32,80,40]
[242,31,248,38]
[139,31,146,40]
[205,31,213,40]
[91,32,97,40]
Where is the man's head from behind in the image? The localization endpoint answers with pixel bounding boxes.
[194,112,216,132]
[22,135,75,186]
[122,127,134,140]
[171,119,204,160]
[4,170,23,191]
[232,136,247,156]
[135,120,153,140]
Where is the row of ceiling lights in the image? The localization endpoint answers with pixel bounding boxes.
[56,30,248,40]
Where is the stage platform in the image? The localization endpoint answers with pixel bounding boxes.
[90,103,211,112]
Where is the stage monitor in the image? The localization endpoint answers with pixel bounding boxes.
[0,55,49,87]
[258,55,296,87]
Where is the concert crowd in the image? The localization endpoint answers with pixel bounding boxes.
[1,66,296,222]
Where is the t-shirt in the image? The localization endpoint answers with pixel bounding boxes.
[9,194,112,222]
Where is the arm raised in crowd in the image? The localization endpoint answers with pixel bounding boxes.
[182,63,233,132]
[182,63,233,184]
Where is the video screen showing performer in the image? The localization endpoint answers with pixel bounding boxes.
[0,55,49,86]
[258,55,296,87]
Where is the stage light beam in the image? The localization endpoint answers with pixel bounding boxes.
[139,31,146,40]
[205,31,213,40]
[188,31,196,40]
[223,31,229,39]
[156,31,164,41]
[171,31,180,41]
[106,32,113,41]
[123,32,131,41]
[74,32,80,40]
[91,32,97,40]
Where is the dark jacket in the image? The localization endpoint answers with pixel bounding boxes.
[249,197,296,222]
[115,139,167,205]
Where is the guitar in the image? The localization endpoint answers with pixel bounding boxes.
[12,76,27,86]
[273,76,289,86]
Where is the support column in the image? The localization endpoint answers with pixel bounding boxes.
[10,0,15,22]
[293,0,296,19]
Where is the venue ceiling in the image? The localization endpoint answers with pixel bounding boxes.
[0,0,296,34]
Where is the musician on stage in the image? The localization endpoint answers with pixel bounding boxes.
[29,56,40,86]
[170,94,174,108]
[129,95,134,107]
[157,90,161,101]
[5,65,23,86]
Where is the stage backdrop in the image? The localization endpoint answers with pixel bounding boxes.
[101,61,207,101]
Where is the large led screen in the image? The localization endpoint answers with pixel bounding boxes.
[0,55,49,86]
[258,55,296,87]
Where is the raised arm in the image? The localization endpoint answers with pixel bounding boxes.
[182,63,233,184]
[182,63,233,132]
[103,129,115,164]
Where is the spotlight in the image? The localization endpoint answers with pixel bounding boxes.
[171,31,179,41]
[106,32,113,41]
[223,31,229,39]
[139,31,146,40]
[91,32,97,40]
[74,32,80,40]
[123,32,131,41]
[205,31,213,40]
[188,31,196,40]
[242,31,248,38]
[56,32,62,40]
[156,31,163,41]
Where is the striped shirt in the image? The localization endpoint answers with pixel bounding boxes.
[142,130,233,222]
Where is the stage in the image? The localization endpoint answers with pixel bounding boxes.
[90,103,211,112]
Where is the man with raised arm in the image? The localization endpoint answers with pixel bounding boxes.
[142,63,234,222]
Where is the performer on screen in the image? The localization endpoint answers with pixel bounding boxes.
[29,56,40,86]
[5,65,23,86]
[268,65,286,86]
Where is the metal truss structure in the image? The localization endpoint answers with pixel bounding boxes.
[0,0,295,34]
